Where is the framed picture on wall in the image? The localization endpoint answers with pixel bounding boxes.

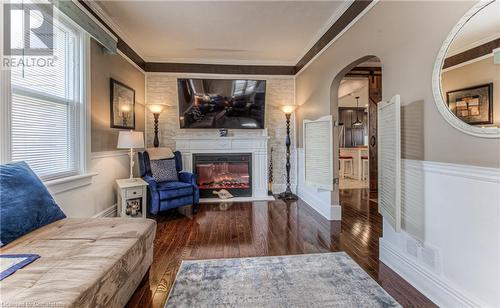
[446,83,493,125]
[110,78,135,129]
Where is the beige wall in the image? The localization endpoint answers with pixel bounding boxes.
[54,40,146,218]
[295,2,500,305]
[91,39,145,152]
[442,57,500,126]
[145,74,296,190]
[295,1,500,168]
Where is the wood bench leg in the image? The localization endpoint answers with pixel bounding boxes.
[140,266,151,287]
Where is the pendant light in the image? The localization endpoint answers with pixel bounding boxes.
[352,96,364,127]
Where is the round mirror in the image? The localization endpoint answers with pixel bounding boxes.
[433,0,500,138]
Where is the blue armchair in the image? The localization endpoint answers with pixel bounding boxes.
[138,151,199,215]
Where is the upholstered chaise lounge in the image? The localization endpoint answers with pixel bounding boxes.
[0,162,156,307]
[0,218,156,307]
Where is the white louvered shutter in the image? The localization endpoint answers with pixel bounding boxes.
[378,95,401,231]
[304,115,333,190]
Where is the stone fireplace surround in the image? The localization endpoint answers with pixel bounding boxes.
[174,131,273,202]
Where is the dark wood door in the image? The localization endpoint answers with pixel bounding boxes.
[368,75,382,192]
[339,108,367,148]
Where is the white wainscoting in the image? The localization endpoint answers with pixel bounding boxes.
[47,150,132,217]
[92,204,118,218]
[381,159,500,308]
[296,148,341,220]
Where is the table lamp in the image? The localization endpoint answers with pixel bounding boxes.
[117,130,144,181]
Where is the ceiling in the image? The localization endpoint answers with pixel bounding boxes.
[448,0,500,55]
[95,1,351,65]
[338,78,369,108]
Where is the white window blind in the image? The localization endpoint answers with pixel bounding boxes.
[9,4,84,180]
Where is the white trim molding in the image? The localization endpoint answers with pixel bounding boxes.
[296,0,378,75]
[45,172,98,195]
[380,238,487,308]
[92,204,117,218]
[421,160,500,183]
[383,159,500,307]
[296,148,341,220]
[0,60,11,164]
[432,0,500,138]
[174,134,269,201]
[297,184,342,220]
[91,150,130,159]
[441,53,493,73]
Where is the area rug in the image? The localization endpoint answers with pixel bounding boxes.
[165,252,401,307]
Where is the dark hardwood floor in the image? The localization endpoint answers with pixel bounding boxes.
[128,188,436,308]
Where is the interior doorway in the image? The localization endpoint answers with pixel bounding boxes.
[333,57,382,193]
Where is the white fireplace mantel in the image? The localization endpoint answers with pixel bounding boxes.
[174,134,271,201]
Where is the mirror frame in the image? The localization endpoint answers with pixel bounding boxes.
[432,0,500,138]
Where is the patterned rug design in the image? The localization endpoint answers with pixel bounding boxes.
[166,252,401,307]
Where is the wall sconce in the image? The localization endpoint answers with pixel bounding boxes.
[119,100,131,127]
[147,104,168,148]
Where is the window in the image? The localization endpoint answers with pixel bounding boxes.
[8,3,87,180]
[232,80,257,96]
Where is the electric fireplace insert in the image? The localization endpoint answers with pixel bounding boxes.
[193,153,252,198]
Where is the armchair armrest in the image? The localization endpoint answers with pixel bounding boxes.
[179,172,197,186]
[143,175,160,215]
[143,175,158,190]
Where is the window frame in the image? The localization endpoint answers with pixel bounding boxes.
[1,6,92,184]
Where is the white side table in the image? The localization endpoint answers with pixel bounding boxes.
[116,178,148,218]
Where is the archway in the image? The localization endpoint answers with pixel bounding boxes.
[329,56,382,208]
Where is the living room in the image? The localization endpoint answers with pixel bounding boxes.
[1,1,499,307]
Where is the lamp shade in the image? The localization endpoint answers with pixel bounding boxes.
[280,105,298,114]
[147,104,167,114]
[117,131,144,149]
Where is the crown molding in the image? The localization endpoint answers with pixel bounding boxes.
[295,0,377,75]
[447,32,500,57]
[145,62,296,76]
[80,0,375,75]
[77,0,146,69]
[117,49,146,75]
[442,53,492,73]
[443,37,500,69]
[143,57,295,67]
[82,0,146,60]
[293,0,355,65]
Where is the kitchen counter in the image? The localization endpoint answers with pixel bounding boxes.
[340,146,368,180]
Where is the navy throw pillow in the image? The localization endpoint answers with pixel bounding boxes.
[0,161,66,246]
[150,159,179,182]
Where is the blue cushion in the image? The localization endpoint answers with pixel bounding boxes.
[157,181,193,200]
[0,162,66,246]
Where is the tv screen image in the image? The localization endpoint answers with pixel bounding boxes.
[177,78,266,129]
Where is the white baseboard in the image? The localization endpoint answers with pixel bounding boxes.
[201,196,275,203]
[380,238,486,308]
[92,204,117,218]
[297,184,341,220]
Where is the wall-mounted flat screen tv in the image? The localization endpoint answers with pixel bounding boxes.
[177,78,266,129]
